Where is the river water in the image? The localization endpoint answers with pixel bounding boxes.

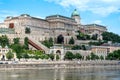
[0,68,120,80]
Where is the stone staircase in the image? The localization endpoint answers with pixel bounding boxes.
[27,36,49,54]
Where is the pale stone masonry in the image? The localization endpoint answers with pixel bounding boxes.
[0,9,108,57]
[91,45,120,59]
[0,9,107,44]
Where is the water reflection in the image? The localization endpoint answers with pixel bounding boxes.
[0,68,119,80]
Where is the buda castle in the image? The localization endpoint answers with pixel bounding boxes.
[0,9,107,45]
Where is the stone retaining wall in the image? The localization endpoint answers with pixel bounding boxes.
[0,61,120,70]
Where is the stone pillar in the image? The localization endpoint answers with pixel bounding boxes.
[60,46,65,60]
[53,47,57,61]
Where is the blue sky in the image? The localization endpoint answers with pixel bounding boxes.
[0,0,120,35]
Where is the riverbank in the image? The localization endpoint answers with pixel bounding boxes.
[0,60,120,70]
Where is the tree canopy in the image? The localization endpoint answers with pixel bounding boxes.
[24,37,29,49]
[69,37,75,44]
[91,34,98,40]
[102,32,120,43]
[42,37,53,48]
[64,51,74,60]
[6,51,14,60]
[106,50,120,60]
[76,31,91,40]
[75,53,82,60]
[0,35,9,47]
[13,38,20,44]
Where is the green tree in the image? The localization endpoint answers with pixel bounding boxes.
[48,37,53,47]
[11,44,23,54]
[64,51,74,60]
[23,53,29,59]
[25,50,46,59]
[34,55,39,60]
[75,53,82,60]
[11,44,24,60]
[90,53,97,60]
[106,53,113,60]
[44,54,49,59]
[102,32,120,43]
[100,55,104,60]
[76,31,91,40]
[56,54,60,60]
[86,55,91,60]
[24,37,29,49]
[72,45,81,50]
[91,34,98,40]
[85,35,91,40]
[0,35,9,47]
[49,37,53,43]
[76,31,85,40]
[49,53,54,61]
[6,51,14,60]
[81,45,86,50]
[106,50,120,60]
[96,55,99,60]
[40,54,49,59]
[42,37,53,48]
[13,38,20,44]
[69,37,74,44]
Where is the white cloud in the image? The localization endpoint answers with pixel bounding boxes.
[92,20,103,25]
[45,0,120,16]
[0,10,18,22]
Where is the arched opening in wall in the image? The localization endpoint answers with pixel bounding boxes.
[56,50,61,54]
[57,34,64,44]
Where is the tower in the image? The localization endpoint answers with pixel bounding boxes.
[71,9,81,25]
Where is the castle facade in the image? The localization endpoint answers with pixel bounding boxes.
[0,9,107,44]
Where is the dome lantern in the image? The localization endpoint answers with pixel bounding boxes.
[71,9,80,17]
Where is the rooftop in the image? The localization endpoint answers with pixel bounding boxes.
[84,24,107,29]
[101,43,120,47]
[46,14,75,21]
[5,14,48,22]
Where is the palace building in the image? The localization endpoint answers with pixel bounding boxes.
[0,9,107,52]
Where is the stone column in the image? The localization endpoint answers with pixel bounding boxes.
[53,46,56,61]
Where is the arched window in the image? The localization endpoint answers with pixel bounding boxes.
[57,34,64,44]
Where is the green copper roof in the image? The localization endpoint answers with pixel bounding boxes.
[71,9,80,16]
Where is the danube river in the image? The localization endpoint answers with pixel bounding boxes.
[0,68,120,80]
